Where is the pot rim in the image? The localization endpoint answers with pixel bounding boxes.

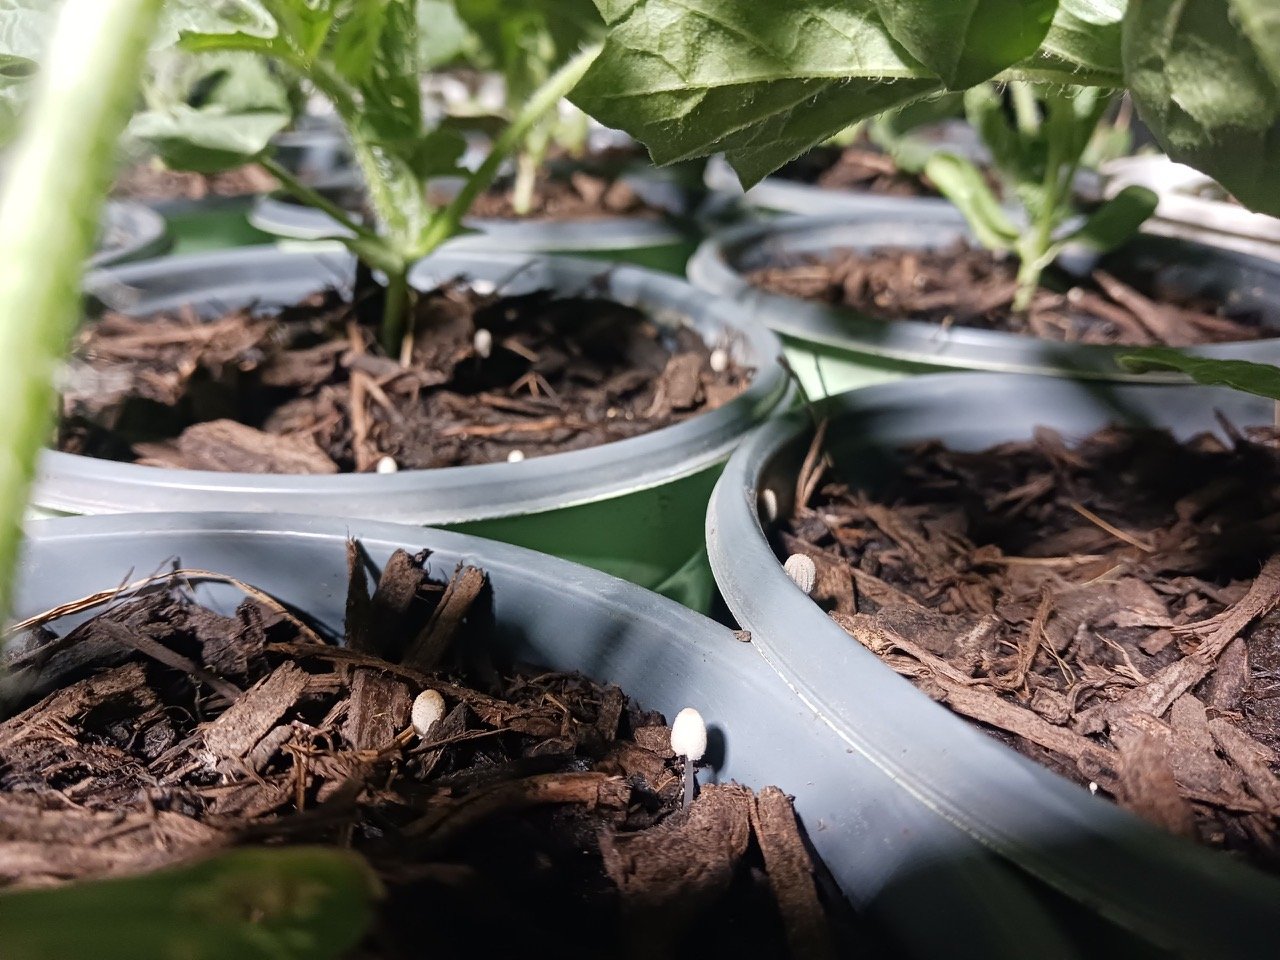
[687,213,1280,380]
[249,169,692,250]
[35,245,789,523]
[706,372,1280,955]
[89,200,170,269]
[1104,154,1280,245]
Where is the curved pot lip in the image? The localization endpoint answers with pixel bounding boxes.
[249,170,691,250]
[36,245,789,522]
[706,372,1280,954]
[1104,155,1280,244]
[703,154,961,219]
[88,200,170,269]
[688,213,1280,380]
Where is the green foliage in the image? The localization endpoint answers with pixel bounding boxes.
[923,152,1018,249]
[574,0,1280,229]
[875,0,1058,88]
[1123,0,1280,217]
[129,50,292,171]
[1118,349,1280,401]
[0,848,380,960]
[0,0,162,618]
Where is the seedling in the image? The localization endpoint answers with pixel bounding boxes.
[140,1,601,355]
[446,0,604,215]
[670,706,706,809]
[923,83,1157,310]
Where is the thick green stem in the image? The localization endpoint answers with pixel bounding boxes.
[379,267,411,356]
[511,149,540,217]
[0,0,162,625]
[418,43,602,255]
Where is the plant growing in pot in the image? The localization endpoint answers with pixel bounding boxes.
[583,0,1280,397]
[30,1,790,612]
[245,0,700,272]
[706,373,1280,957]
[0,13,1083,951]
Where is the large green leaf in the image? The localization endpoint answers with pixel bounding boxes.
[1229,0,1280,87]
[1123,0,1280,216]
[0,848,380,960]
[571,0,941,181]
[874,0,1060,88]
[130,105,289,170]
[1041,0,1124,78]
[130,50,292,172]
[1118,349,1280,400]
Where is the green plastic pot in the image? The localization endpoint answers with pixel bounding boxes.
[36,246,789,613]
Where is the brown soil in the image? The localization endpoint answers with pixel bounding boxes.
[748,242,1274,346]
[0,547,845,958]
[463,170,660,221]
[57,282,751,473]
[112,161,277,202]
[775,144,935,198]
[784,421,1280,868]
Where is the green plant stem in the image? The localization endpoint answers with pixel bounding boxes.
[380,265,411,356]
[511,122,551,217]
[419,43,602,254]
[259,156,378,242]
[0,0,162,625]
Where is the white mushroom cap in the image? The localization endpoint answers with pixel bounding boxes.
[670,707,707,762]
[506,449,525,463]
[411,689,446,738]
[376,456,398,474]
[709,347,728,373]
[783,554,817,595]
[473,328,493,359]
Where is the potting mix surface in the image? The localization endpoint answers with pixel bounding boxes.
[749,242,1275,346]
[58,282,751,473]
[0,546,843,958]
[112,162,278,203]
[774,144,937,198]
[785,421,1280,868]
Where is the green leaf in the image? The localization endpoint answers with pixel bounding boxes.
[1041,0,1124,78]
[874,0,1060,88]
[571,0,941,178]
[924,151,1020,249]
[1117,349,1280,401]
[417,0,470,68]
[1065,183,1156,250]
[0,848,380,960]
[1123,0,1280,216]
[129,104,289,171]
[1229,0,1280,87]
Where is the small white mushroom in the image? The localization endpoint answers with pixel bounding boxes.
[473,328,493,359]
[376,456,398,474]
[411,689,446,738]
[1089,781,1099,795]
[760,488,778,523]
[671,707,707,809]
[709,347,729,374]
[783,553,817,594]
[471,279,497,296]
[506,449,525,463]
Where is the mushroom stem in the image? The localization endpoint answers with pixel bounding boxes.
[682,755,696,809]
